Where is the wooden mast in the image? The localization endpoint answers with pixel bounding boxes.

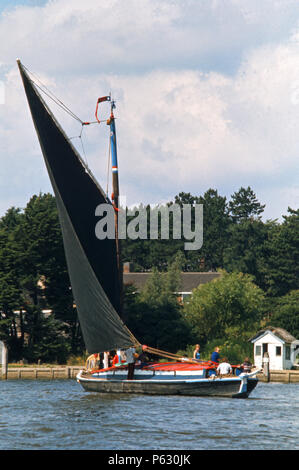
[95,95,123,317]
[107,100,124,318]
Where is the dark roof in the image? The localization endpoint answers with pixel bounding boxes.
[123,272,222,292]
[249,326,298,343]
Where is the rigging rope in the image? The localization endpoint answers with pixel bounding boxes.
[143,345,200,364]
[23,64,84,124]
[78,125,88,166]
[22,65,108,126]
[23,65,111,171]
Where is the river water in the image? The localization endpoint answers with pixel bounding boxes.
[0,379,298,451]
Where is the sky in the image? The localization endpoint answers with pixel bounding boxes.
[0,0,299,221]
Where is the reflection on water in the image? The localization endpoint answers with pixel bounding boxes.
[0,379,298,450]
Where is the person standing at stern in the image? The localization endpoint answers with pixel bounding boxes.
[125,347,138,380]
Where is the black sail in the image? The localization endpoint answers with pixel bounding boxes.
[18,61,138,353]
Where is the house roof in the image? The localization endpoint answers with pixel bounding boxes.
[249,326,298,343]
[123,272,221,292]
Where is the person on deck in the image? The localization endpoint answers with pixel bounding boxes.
[211,347,220,363]
[217,358,232,376]
[125,347,138,380]
[103,351,110,369]
[112,349,126,367]
[193,344,201,361]
[241,357,253,373]
[136,350,149,367]
[112,353,118,366]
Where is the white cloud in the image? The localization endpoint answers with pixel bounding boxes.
[0,0,299,220]
[1,0,299,74]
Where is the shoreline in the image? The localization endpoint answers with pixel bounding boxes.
[1,365,83,380]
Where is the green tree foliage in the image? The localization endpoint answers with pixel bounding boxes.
[223,219,274,290]
[174,190,230,270]
[225,192,299,297]
[0,188,297,363]
[124,254,191,352]
[262,208,299,296]
[21,305,70,364]
[223,187,269,288]
[269,290,299,339]
[16,194,81,360]
[184,271,265,346]
[0,194,82,362]
[196,189,230,270]
[0,207,25,357]
[228,186,265,222]
[122,189,230,272]
[200,338,254,364]
[121,203,183,271]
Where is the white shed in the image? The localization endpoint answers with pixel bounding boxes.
[249,327,299,371]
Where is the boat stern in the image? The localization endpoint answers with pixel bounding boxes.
[232,369,260,398]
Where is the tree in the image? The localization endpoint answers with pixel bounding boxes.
[223,219,275,290]
[122,190,230,272]
[0,207,25,359]
[196,189,230,270]
[17,194,83,358]
[121,203,183,271]
[22,305,70,364]
[174,189,230,271]
[184,271,265,345]
[0,194,84,362]
[124,254,191,352]
[262,208,299,297]
[269,290,299,339]
[228,186,265,222]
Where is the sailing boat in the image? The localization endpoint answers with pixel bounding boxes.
[17,60,260,398]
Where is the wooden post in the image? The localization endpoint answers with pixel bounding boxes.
[1,341,8,380]
[263,352,270,382]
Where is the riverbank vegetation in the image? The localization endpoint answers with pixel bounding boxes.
[0,188,298,364]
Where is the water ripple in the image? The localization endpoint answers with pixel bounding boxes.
[0,379,298,449]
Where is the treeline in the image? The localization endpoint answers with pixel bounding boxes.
[122,187,298,298]
[0,187,298,363]
[0,194,82,363]
[123,187,298,362]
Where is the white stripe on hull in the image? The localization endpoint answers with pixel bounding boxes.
[76,370,259,398]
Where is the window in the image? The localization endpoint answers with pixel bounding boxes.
[276,346,281,356]
[285,346,290,360]
[255,345,261,356]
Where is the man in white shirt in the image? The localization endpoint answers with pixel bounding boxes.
[217,358,232,376]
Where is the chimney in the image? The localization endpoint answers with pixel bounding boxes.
[123,262,134,273]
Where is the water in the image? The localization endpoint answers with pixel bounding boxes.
[0,379,298,450]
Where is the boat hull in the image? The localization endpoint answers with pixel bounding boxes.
[77,371,258,399]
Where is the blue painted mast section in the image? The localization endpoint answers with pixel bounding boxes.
[107,99,123,316]
[95,94,123,315]
[109,100,120,210]
[108,99,120,258]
